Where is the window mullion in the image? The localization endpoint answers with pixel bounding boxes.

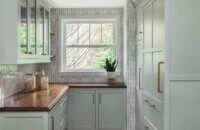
[89,24,91,45]
[101,24,103,45]
[77,24,79,44]
[66,45,113,48]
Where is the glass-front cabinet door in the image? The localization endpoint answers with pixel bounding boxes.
[44,9,50,55]
[20,0,36,55]
[20,0,28,54]
[29,0,37,54]
[38,2,50,57]
[38,6,44,55]
[19,0,50,62]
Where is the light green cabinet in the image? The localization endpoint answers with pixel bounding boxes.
[136,0,165,129]
[68,88,126,130]
[70,89,96,130]
[0,112,49,130]
[98,89,126,130]
[0,92,69,130]
[142,0,164,103]
[0,0,51,64]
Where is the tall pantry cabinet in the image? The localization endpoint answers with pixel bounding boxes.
[135,0,200,130]
[136,0,165,129]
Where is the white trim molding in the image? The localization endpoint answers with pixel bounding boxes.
[58,16,121,75]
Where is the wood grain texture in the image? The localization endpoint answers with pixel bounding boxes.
[68,83,127,88]
[0,83,126,112]
[0,84,69,112]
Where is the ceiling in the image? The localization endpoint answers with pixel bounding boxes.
[50,0,126,8]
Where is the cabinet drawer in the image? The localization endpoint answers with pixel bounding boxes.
[143,116,157,130]
[143,95,164,130]
[59,93,68,122]
[60,113,68,128]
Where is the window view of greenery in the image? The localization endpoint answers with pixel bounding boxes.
[20,0,37,54]
[65,23,114,70]
[20,0,27,54]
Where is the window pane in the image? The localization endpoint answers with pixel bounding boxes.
[78,24,89,45]
[66,47,113,69]
[38,7,44,54]
[44,10,49,55]
[29,0,36,54]
[20,0,27,54]
[90,24,101,45]
[102,24,113,45]
[66,24,78,45]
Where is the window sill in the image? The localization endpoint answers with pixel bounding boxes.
[58,71,121,76]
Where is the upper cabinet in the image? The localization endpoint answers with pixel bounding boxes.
[0,0,51,64]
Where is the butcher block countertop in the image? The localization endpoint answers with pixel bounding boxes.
[0,84,69,112]
[68,83,127,88]
[0,83,126,112]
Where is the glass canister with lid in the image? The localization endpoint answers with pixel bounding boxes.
[24,74,36,92]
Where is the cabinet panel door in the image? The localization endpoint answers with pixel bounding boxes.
[136,42,144,130]
[152,0,165,50]
[136,4,143,41]
[1,113,48,130]
[152,52,164,103]
[98,89,125,130]
[72,89,96,130]
[143,52,153,95]
[136,42,143,90]
[143,3,153,50]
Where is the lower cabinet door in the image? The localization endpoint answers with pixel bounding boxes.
[71,89,96,130]
[98,89,126,130]
[0,112,48,130]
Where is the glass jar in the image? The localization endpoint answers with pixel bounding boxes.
[24,74,36,92]
[41,76,49,90]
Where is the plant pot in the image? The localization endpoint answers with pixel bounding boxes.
[107,72,116,84]
[107,72,116,79]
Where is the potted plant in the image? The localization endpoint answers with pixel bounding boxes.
[104,58,118,83]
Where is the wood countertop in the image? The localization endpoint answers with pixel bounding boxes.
[0,83,126,112]
[0,84,69,112]
[68,83,127,88]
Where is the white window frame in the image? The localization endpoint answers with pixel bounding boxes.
[59,16,120,76]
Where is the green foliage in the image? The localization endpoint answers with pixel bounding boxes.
[104,58,118,72]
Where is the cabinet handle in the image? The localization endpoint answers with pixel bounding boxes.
[50,116,54,130]
[99,93,101,104]
[41,53,47,55]
[25,51,33,54]
[158,61,164,93]
[144,100,155,108]
[139,68,143,90]
[93,94,95,104]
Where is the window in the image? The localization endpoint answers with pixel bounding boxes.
[60,19,117,73]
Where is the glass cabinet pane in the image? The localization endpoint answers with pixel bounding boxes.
[20,0,28,54]
[44,10,50,55]
[29,0,36,54]
[38,7,44,55]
